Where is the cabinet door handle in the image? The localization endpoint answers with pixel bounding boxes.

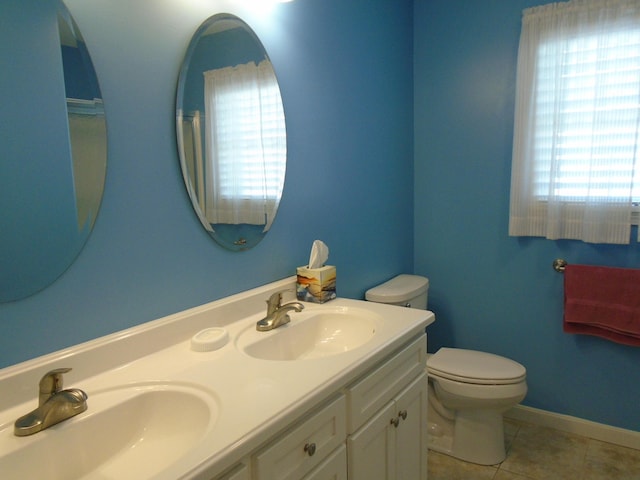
[390,417,400,428]
[304,442,317,456]
[399,410,408,420]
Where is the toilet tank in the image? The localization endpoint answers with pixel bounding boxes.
[365,274,429,309]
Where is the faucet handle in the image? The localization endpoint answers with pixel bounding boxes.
[39,368,72,405]
[266,291,283,315]
[266,289,294,314]
[266,291,283,309]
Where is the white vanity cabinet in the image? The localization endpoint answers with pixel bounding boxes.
[211,333,427,480]
[346,334,428,480]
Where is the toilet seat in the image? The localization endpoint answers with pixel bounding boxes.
[427,348,526,385]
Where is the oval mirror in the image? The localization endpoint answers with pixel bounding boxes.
[0,1,107,302]
[176,14,286,251]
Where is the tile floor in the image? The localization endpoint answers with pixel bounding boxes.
[427,419,640,480]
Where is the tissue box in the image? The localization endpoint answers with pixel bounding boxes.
[296,265,336,303]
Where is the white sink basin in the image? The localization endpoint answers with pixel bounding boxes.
[0,383,218,479]
[237,306,380,361]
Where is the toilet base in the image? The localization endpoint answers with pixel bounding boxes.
[428,402,507,465]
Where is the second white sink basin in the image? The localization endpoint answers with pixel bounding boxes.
[0,383,218,479]
[237,306,380,361]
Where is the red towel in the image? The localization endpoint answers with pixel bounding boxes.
[564,264,640,346]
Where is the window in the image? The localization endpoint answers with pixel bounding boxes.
[509,0,640,244]
[203,60,286,227]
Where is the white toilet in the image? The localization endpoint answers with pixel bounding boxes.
[366,274,527,465]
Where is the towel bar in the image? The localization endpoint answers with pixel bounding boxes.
[552,258,567,273]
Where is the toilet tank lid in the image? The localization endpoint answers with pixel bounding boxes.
[365,274,429,303]
[427,348,526,383]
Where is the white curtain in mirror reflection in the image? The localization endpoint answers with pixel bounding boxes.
[201,60,285,228]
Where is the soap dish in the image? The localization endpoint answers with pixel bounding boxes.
[190,328,229,352]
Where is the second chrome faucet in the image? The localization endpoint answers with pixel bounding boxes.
[256,291,304,331]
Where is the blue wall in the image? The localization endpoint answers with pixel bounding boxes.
[414,0,640,431]
[0,0,414,367]
[4,0,639,434]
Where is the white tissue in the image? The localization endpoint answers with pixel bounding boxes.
[308,240,329,269]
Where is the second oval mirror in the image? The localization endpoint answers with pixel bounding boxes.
[176,14,286,251]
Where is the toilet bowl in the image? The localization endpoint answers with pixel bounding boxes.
[366,274,528,465]
[427,348,527,464]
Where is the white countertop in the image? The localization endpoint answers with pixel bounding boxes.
[0,277,435,479]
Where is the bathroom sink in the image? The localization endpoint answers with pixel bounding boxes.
[0,383,218,479]
[237,306,380,361]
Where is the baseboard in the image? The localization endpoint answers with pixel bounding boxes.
[505,405,640,450]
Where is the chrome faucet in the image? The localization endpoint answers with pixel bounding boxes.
[256,291,304,331]
[14,368,88,436]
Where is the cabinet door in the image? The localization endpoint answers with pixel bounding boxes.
[395,373,428,480]
[347,401,395,480]
[347,335,426,433]
[302,445,347,480]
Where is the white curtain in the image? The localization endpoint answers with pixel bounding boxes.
[509,0,640,244]
[203,60,286,228]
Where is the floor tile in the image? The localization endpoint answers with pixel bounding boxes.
[582,440,640,480]
[425,420,640,480]
[493,470,535,480]
[498,423,589,480]
[427,451,497,480]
